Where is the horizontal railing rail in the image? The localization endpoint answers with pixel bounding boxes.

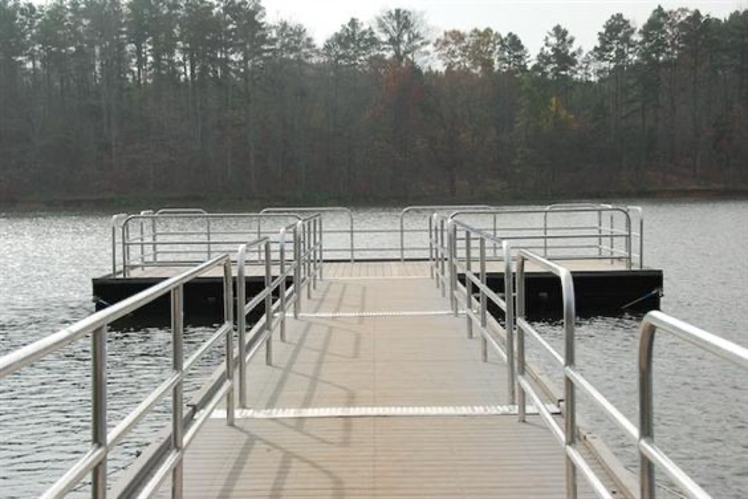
[114,212,305,277]
[0,254,236,499]
[431,214,517,404]
[110,204,646,272]
[450,206,641,269]
[507,249,747,499]
[638,311,748,499]
[235,214,323,409]
[399,205,493,261]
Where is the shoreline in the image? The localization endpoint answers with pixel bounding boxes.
[3,187,748,212]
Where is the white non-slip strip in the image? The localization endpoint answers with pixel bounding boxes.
[210,404,559,419]
[300,310,462,318]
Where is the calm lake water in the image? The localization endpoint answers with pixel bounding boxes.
[1,200,747,497]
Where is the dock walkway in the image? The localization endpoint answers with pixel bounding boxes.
[166,263,617,498]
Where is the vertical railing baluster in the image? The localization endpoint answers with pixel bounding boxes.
[450,222,458,315]
[305,222,311,300]
[223,259,235,426]
[439,219,446,297]
[479,236,488,363]
[517,256,527,423]
[237,245,247,409]
[503,241,516,405]
[171,286,184,498]
[92,326,107,499]
[280,230,287,343]
[319,217,324,280]
[465,230,473,339]
[312,218,317,290]
[265,241,273,366]
[122,223,129,278]
[428,216,434,279]
[206,217,212,260]
[493,213,497,258]
[563,266,578,499]
[294,224,301,318]
[609,214,614,264]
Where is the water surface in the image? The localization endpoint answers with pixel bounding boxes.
[1,201,747,497]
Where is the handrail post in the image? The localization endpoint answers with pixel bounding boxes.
[305,222,312,300]
[479,237,487,332]
[448,220,457,315]
[319,217,324,280]
[479,236,487,362]
[516,255,527,423]
[312,218,318,290]
[122,222,129,278]
[206,217,212,260]
[428,216,435,279]
[439,219,446,298]
[151,216,158,264]
[492,214,497,258]
[264,241,273,366]
[639,321,657,499]
[92,325,107,499]
[223,259,235,426]
[294,223,301,318]
[626,213,633,270]
[562,267,578,499]
[543,211,548,257]
[503,241,516,404]
[609,214,614,264]
[465,230,473,339]
[171,286,184,498]
[597,210,603,257]
[349,211,354,263]
[640,214,645,269]
[237,245,247,408]
[280,229,287,343]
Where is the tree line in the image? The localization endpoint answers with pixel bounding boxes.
[1,0,747,202]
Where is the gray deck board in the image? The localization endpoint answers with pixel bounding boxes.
[157,263,623,498]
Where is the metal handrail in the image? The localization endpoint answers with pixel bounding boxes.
[116,212,304,277]
[0,254,236,499]
[450,207,637,269]
[235,214,323,409]
[638,311,748,499]
[261,207,351,263]
[510,250,747,499]
[514,249,612,499]
[435,215,516,404]
[399,205,492,261]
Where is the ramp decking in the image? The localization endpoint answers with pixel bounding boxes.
[161,263,622,498]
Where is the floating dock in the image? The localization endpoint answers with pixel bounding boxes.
[93,205,662,320]
[6,204,742,500]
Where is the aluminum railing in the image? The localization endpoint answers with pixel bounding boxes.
[427,215,747,498]
[0,254,236,499]
[261,207,350,263]
[510,250,748,499]
[113,212,306,277]
[235,214,322,409]
[450,206,642,269]
[112,204,646,270]
[429,214,517,404]
[1,212,324,498]
[638,311,748,499]
[399,205,492,261]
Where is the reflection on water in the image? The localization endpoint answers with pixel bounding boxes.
[1,201,748,497]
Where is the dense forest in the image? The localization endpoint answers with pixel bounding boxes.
[1,1,748,203]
